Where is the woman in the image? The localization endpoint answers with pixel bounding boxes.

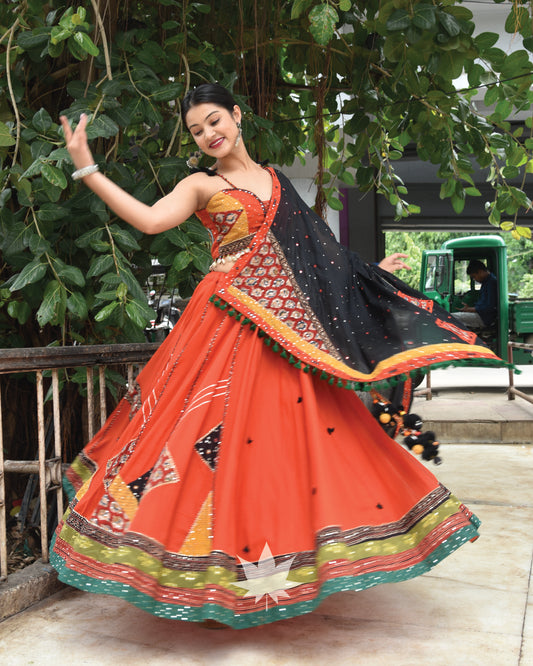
[51,83,504,629]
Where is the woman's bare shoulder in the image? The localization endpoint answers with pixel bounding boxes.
[176,170,222,210]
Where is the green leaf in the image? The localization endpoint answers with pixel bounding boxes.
[72,31,100,56]
[67,292,88,319]
[327,194,344,211]
[101,80,125,96]
[505,6,529,35]
[125,298,153,328]
[192,3,211,13]
[28,233,51,257]
[412,4,437,31]
[87,254,115,278]
[56,263,86,287]
[172,251,193,272]
[7,300,31,325]
[339,0,351,11]
[386,9,411,32]
[291,0,314,20]
[89,195,110,222]
[48,147,71,162]
[309,4,338,46]
[50,26,72,45]
[484,85,500,107]
[451,189,465,214]
[32,108,54,133]
[85,115,119,140]
[338,169,355,187]
[21,158,43,178]
[76,227,104,248]
[94,301,120,322]
[41,163,68,189]
[37,279,66,326]
[109,225,141,252]
[382,35,406,62]
[439,11,462,37]
[0,122,16,147]
[17,30,50,51]
[474,32,499,51]
[37,203,69,221]
[500,221,515,231]
[9,260,47,291]
[523,36,533,53]
[190,245,211,272]
[151,82,184,102]
[494,99,512,119]
[68,36,89,60]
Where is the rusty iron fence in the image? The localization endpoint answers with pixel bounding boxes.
[0,343,159,583]
[508,341,533,404]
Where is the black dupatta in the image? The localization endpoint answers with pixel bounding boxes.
[211,168,508,389]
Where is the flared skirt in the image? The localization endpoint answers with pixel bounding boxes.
[51,272,480,629]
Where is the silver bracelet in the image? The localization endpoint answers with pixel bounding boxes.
[72,164,99,180]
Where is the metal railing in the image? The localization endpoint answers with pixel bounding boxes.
[0,343,159,583]
[507,341,533,404]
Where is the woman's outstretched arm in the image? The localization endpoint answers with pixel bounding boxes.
[61,114,201,234]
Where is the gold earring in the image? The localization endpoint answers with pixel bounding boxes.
[186,150,202,170]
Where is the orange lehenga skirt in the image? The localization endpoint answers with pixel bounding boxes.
[51,271,479,628]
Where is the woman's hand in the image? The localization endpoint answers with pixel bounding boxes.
[59,112,201,233]
[60,114,95,170]
[378,253,412,273]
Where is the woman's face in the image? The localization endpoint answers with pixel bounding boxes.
[186,103,241,158]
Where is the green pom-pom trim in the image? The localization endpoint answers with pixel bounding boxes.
[209,292,515,393]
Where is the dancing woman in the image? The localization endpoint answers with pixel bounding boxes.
[51,83,505,629]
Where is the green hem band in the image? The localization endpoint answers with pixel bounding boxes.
[50,522,478,630]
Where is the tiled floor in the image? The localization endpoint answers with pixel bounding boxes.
[1,443,532,666]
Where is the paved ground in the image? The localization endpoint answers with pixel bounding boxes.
[413,365,533,444]
[1,366,532,665]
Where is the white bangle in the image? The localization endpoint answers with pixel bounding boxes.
[72,164,99,180]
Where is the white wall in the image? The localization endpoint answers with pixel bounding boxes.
[278,157,341,240]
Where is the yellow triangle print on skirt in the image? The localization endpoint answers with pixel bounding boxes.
[178,491,213,556]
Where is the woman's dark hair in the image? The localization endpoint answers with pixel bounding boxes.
[181,83,237,125]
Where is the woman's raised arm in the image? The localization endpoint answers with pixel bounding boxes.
[61,114,201,234]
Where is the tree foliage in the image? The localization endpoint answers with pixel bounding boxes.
[1,0,533,347]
